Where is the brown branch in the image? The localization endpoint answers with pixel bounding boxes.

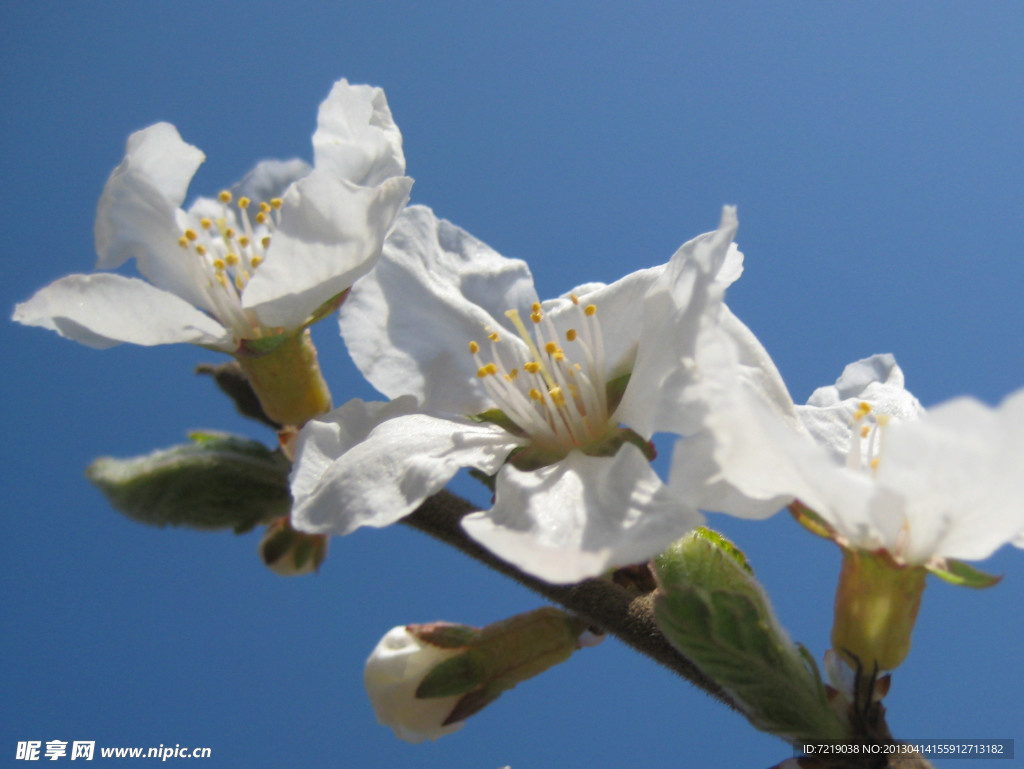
[401,489,742,713]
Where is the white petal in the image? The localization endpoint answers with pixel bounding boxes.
[339,205,541,411]
[364,626,465,743]
[462,444,703,584]
[93,123,212,310]
[313,79,406,187]
[228,158,312,204]
[615,207,739,437]
[872,391,1024,562]
[290,398,519,535]
[243,172,412,329]
[12,273,231,349]
[799,353,925,464]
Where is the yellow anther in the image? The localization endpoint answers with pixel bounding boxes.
[261,236,271,249]
[212,258,226,271]
[488,331,500,342]
[224,227,236,239]
[870,457,881,471]
[529,388,543,402]
[531,302,542,314]
[250,255,263,268]
[200,217,213,229]
[570,293,580,305]
[530,312,542,323]
[178,236,189,248]
[548,386,566,407]
[469,341,480,354]
[860,425,871,439]
[195,244,207,256]
[566,329,578,342]
[184,229,199,241]
[524,361,541,374]
[584,304,597,317]
[477,366,491,378]
[216,273,228,289]
[270,198,283,209]
[238,236,250,247]
[225,253,240,266]
[255,212,267,224]
[237,197,251,209]
[505,368,519,381]
[545,341,559,355]
[218,190,233,204]
[234,274,245,291]
[259,201,271,213]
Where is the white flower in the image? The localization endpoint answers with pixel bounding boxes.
[363,626,466,743]
[291,205,749,583]
[679,347,1024,566]
[13,79,412,351]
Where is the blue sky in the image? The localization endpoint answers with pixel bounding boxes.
[3,2,1023,767]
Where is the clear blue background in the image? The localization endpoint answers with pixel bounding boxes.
[3,2,1023,767]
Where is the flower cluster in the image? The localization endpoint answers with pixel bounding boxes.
[14,76,1024,749]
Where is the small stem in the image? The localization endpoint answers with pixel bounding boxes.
[401,489,743,714]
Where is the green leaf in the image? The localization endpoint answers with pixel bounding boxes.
[87,432,291,533]
[653,530,847,741]
[927,558,1002,589]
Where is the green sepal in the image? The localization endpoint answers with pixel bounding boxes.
[927,558,1002,589]
[236,332,292,357]
[467,468,497,493]
[444,687,503,726]
[303,288,350,329]
[788,500,836,541]
[583,426,656,462]
[408,623,480,649]
[469,408,527,437]
[506,444,569,472]
[416,652,486,699]
[654,530,847,741]
[605,372,631,413]
[86,431,291,533]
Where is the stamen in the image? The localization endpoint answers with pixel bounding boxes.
[470,299,615,453]
[218,190,233,204]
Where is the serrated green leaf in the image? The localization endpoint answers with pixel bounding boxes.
[654,531,847,741]
[87,432,291,533]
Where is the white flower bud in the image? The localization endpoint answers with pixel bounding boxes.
[363,626,466,743]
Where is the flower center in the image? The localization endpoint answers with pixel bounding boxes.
[176,190,280,339]
[469,295,616,454]
[847,401,891,474]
